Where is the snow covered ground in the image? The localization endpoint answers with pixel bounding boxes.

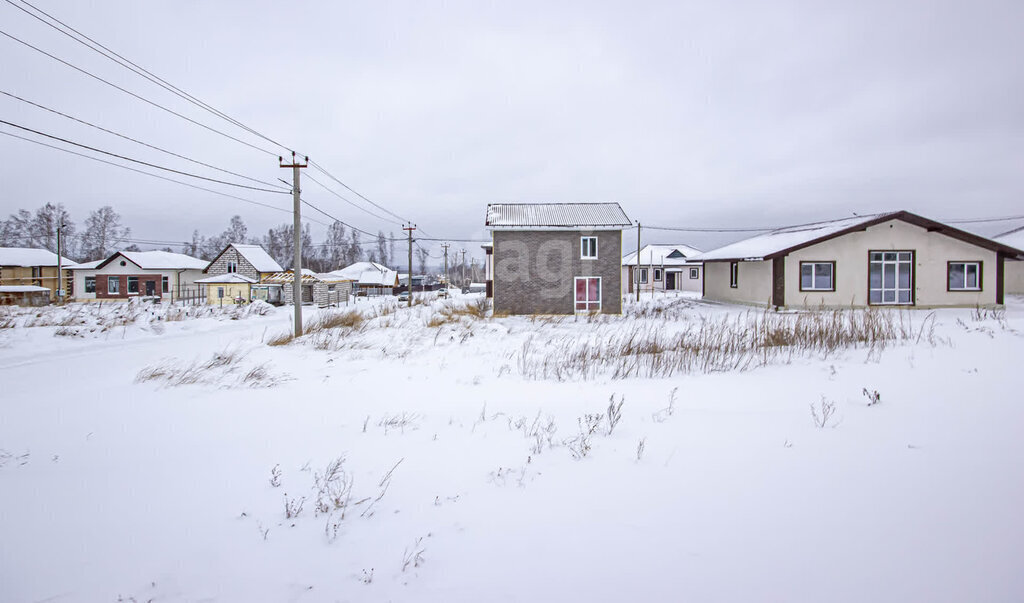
[1,293,1022,602]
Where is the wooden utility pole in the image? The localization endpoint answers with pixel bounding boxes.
[635,221,641,302]
[441,242,450,287]
[404,223,416,307]
[280,151,308,336]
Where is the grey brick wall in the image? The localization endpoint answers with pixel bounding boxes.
[207,248,259,281]
[492,230,622,315]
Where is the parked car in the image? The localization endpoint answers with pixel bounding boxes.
[398,291,410,302]
[436,288,451,299]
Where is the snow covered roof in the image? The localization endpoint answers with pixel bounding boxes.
[995,226,1024,254]
[695,211,1023,261]
[486,203,631,230]
[68,259,103,270]
[329,262,399,286]
[622,244,703,266]
[0,285,50,293]
[0,247,76,267]
[205,244,283,274]
[95,250,207,271]
[195,273,258,284]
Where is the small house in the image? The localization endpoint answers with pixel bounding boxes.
[697,211,1024,309]
[485,202,632,314]
[194,273,259,305]
[262,270,353,307]
[331,262,399,296]
[622,244,703,294]
[0,247,76,301]
[70,250,206,302]
[995,226,1024,295]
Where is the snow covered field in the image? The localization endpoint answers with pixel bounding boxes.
[1,294,1022,602]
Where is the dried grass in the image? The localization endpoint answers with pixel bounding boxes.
[519,308,926,381]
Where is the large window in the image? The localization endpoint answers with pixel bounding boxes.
[127,276,139,294]
[85,276,96,293]
[869,251,913,305]
[800,262,835,291]
[107,277,120,294]
[729,262,739,288]
[639,268,649,284]
[580,237,598,260]
[948,262,981,291]
[575,277,601,312]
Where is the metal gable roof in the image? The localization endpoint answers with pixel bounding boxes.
[622,244,703,266]
[696,211,1024,261]
[485,203,631,229]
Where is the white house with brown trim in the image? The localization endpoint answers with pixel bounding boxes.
[69,250,207,302]
[622,244,703,294]
[697,211,1024,309]
[994,226,1024,295]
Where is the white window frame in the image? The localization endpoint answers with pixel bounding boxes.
[653,268,662,282]
[869,251,913,305]
[107,277,120,294]
[730,262,739,288]
[84,276,96,293]
[799,262,835,291]
[948,262,981,291]
[580,237,598,260]
[574,276,602,313]
[689,267,699,279]
[639,268,649,284]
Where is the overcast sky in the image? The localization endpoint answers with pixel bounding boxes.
[2,0,1022,259]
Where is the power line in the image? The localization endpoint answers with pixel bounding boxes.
[308,160,409,223]
[0,89,289,191]
[0,118,288,193]
[0,130,327,222]
[305,171,404,227]
[4,0,296,156]
[0,27,280,157]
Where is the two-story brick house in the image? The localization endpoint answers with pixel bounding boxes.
[485,203,632,315]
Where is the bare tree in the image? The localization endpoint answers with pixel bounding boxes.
[375,231,388,267]
[79,206,130,260]
[320,221,347,271]
[416,246,429,275]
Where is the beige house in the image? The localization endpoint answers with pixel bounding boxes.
[994,226,1024,295]
[622,244,703,294]
[0,247,76,301]
[195,273,258,305]
[698,211,1023,309]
